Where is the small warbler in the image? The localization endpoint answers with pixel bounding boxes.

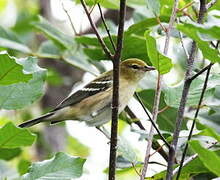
[19,58,155,128]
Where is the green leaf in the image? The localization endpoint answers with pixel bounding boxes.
[0,148,21,160]
[0,52,32,85]
[164,78,215,108]
[22,152,86,180]
[0,122,36,148]
[32,16,75,50]
[18,159,31,175]
[0,56,46,110]
[147,155,210,179]
[67,136,90,158]
[118,137,137,164]
[37,40,61,59]
[190,140,220,176]
[84,48,106,61]
[145,30,173,74]
[197,123,220,142]
[76,34,150,63]
[0,26,31,53]
[138,90,184,132]
[146,0,160,16]
[125,16,169,36]
[63,50,99,75]
[177,23,220,63]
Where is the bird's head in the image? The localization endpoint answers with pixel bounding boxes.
[120,58,155,82]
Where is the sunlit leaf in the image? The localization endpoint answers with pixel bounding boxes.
[190,140,220,176]
[146,0,160,16]
[164,78,215,108]
[0,52,32,85]
[22,152,86,180]
[138,90,183,132]
[0,56,47,110]
[32,16,75,50]
[0,26,31,53]
[0,122,36,148]
[145,30,173,74]
[177,23,220,63]
[18,159,31,175]
[125,16,169,36]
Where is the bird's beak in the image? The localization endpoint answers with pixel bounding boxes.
[143,66,156,71]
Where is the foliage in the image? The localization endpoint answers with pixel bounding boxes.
[22,152,85,180]
[0,0,220,179]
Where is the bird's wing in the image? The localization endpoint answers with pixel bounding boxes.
[52,71,113,111]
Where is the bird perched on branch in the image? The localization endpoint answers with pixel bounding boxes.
[19,58,155,128]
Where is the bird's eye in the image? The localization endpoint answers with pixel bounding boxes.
[131,64,139,69]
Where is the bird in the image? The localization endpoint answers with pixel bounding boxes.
[18,58,155,128]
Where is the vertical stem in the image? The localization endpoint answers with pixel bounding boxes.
[176,63,212,180]
[140,1,179,179]
[140,74,162,180]
[165,1,207,179]
[108,0,126,179]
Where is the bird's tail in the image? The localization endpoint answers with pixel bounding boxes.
[18,112,55,128]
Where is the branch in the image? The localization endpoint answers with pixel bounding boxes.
[206,0,217,9]
[61,1,78,35]
[97,3,116,52]
[176,41,219,179]
[80,0,113,60]
[140,1,180,179]
[166,1,207,179]
[108,0,126,179]
[176,63,212,180]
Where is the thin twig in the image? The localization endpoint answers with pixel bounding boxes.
[135,93,170,148]
[156,16,167,33]
[206,0,217,9]
[176,63,212,180]
[61,0,78,35]
[80,0,113,60]
[140,1,180,179]
[177,1,195,12]
[150,144,165,157]
[189,63,213,81]
[125,105,169,161]
[140,74,163,180]
[132,162,141,177]
[97,3,116,52]
[108,0,126,179]
[166,1,207,179]
[177,18,189,59]
[158,106,169,114]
